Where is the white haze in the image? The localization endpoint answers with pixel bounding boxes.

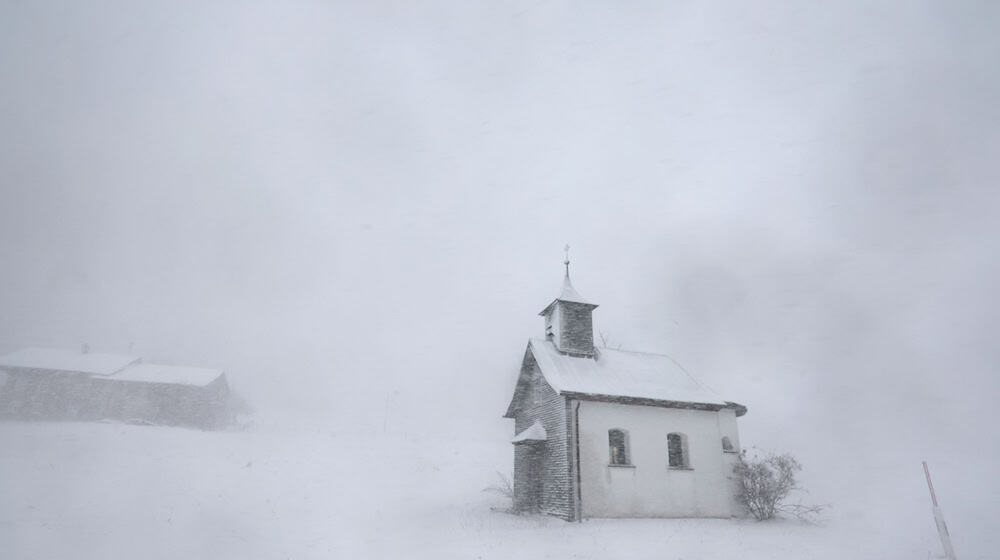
[1,1,999,551]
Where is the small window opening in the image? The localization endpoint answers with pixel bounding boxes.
[608,429,629,465]
[721,436,734,452]
[668,432,689,468]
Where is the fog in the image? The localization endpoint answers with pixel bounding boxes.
[2,0,999,534]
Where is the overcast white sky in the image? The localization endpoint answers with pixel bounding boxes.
[2,1,999,494]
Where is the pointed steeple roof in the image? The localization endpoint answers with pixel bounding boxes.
[557,274,590,305]
[539,270,598,316]
[539,245,598,315]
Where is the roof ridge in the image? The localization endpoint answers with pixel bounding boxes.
[530,338,687,363]
[598,346,673,358]
[20,346,136,358]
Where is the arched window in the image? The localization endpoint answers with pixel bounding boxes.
[608,429,629,465]
[721,436,734,452]
[667,432,689,468]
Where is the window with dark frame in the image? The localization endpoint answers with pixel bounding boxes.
[668,432,688,468]
[608,429,629,465]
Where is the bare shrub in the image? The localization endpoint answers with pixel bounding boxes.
[482,471,514,511]
[734,449,826,521]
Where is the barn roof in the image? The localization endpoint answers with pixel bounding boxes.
[526,338,739,411]
[113,364,224,387]
[0,347,139,376]
[0,348,226,388]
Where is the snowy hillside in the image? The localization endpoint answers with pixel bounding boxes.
[2,1,999,558]
[0,421,992,559]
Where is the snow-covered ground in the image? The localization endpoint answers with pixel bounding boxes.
[1,421,993,559]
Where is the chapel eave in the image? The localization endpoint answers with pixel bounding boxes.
[537,298,599,316]
[560,391,748,416]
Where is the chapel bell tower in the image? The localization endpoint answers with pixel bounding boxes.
[539,246,598,358]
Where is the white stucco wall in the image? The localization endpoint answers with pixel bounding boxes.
[576,400,741,518]
[716,407,744,514]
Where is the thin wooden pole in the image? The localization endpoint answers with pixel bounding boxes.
[923,461,939,506]
[923,461,957,560]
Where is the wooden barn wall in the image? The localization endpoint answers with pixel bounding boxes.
[0,369,230,429]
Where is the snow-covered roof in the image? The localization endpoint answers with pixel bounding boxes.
[556,275,590,305]
[0,348,226,388]
[511,420,547,444]
[112,364,224,387]
[0,347,139,376]
[539,275,595,315]
[528,338,728,407]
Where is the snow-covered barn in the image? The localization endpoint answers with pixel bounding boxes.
[0,347,232,430]
[504,267,748,520]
